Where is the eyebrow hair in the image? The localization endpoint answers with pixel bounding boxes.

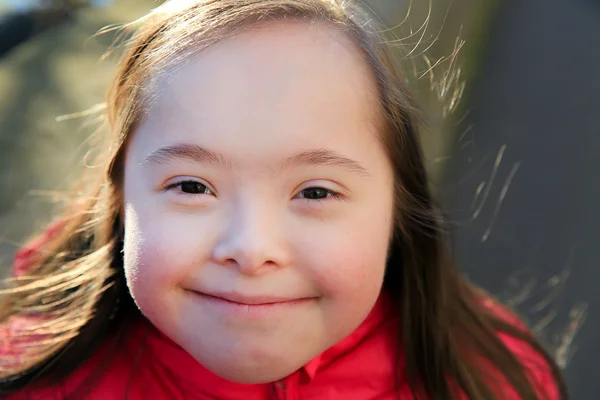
[141,144,231,168]
[282,149,370,177]
[142,144,370,176]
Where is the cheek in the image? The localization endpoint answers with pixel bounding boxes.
[122,203,212,307]
[318,242,387,297]
[298,214,390,341]
[304,214,391,300]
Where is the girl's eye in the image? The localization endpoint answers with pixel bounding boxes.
[296,187,341,201]
[166,180,213,195]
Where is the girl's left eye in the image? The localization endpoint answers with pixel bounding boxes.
[295,187,342,201]
[165,180,213,195]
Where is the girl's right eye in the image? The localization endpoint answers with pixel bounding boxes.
[165,180,214,196]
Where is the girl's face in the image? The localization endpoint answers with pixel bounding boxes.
[122,21,394,384]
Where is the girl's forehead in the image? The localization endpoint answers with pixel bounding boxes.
[135,20,381,156]
[154,20,372,100]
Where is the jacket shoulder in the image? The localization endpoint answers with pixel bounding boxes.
[483,298,562,400]
[498,331,560,400]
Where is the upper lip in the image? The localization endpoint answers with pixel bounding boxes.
[193,290,307,305]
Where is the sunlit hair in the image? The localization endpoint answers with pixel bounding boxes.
[0,1,567,398]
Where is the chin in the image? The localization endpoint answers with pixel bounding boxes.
[205,362,296,384]
[190,346,306,384]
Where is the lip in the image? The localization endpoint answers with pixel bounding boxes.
[198,291,307,305]
[186,290,315,318]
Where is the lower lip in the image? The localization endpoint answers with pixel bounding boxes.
[188,291,315,318]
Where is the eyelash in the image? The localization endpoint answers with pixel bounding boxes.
[164,180,213,196]
[164,180,343,201]
[294,187,343,202]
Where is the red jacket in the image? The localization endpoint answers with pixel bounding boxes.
[2,224,560,399]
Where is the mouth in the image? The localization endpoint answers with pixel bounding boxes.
[192,290,312,306]
[185,290,316,318]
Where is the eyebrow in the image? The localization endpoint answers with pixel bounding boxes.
[282,148,370,177]
[142,144,231,168]
[142,144,370,177]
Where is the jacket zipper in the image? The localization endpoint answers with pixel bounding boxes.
[272,380,287,400]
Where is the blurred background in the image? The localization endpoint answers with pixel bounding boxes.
[0,0,597,397]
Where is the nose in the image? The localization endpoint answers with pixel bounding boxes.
[211,201,290,275]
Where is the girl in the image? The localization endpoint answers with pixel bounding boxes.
[0,0,568,398]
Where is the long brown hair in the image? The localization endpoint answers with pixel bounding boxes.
[0,0,568,398]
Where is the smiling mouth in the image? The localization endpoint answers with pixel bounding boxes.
[186,289,316,318]
[191,291,313,306]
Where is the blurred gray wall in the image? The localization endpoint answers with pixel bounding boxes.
[443,1,600,398]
